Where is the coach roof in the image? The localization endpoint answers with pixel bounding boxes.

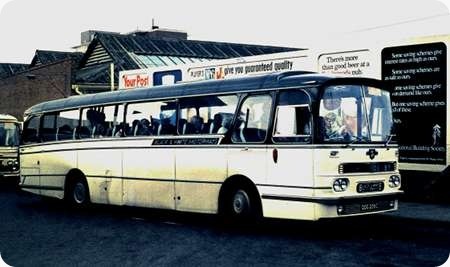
[24,71,337,115]
[0,114,18,122]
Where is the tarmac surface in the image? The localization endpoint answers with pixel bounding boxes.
[1,185,449,266]
[386,201,450,223]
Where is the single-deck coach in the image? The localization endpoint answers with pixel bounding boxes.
[20,71,402,220]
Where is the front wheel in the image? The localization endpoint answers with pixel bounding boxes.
[67,178,90,207]
[223,186,261,222]
[232,189,252,216]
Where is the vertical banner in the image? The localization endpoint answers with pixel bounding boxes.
[382,42,447,164]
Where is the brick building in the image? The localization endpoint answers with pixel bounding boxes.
[0,50,82,120]
[0,58,77,120]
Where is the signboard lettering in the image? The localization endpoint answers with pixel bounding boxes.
[121,74,150,89]
[187,57,303,82]
[382,42,447,164]
[318,50,372,76]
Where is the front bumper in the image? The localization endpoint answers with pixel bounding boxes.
[0,171,20,178]
[261,192,403,220]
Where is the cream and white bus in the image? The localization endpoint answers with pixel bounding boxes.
[0,114,20,183]
[19,71,402,220]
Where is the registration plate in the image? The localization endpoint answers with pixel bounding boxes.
[361,202,380,211]
[338,200,394,215]
[357,182,384,193]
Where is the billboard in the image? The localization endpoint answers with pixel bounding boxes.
[317,50,375,77]
[118,51,312,89]
[382,42,447,165]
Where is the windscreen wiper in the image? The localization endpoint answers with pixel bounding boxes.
[343,136,368,148]
[385,134,396,147]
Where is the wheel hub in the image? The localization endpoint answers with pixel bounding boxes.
[233,190,250,214]
[73,182,86,204]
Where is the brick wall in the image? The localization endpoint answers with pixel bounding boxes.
[0,59,73,121]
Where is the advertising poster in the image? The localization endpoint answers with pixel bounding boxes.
[317,50,374,77]
[382,42,447,164]
[186,55,308,82]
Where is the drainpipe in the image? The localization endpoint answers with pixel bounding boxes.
[110,63,115,91]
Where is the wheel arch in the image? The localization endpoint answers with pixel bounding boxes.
[64,168,88,199]
[218,174,262,216]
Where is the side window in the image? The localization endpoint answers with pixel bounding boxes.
[101,105,123,138]
[158,102,177,136]
[273,90,312,143]
[22,115,40,144]
[126,101,177,136]
[79,108,93,139]
[79,107,104,139]
[179,95,237,135]
[79,105,123,139]
[232,94,272,143]
[111,105,125,137]
[41,113,57,142]
[56,110,79,141]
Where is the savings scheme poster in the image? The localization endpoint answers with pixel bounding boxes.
[382,42,447,164]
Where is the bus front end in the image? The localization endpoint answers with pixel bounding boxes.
[312,147,400,218]
[0,115,20,183]
[313,81,402,219]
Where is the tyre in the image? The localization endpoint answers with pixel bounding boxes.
[223,186,261,222]
[231,189,252,216]
[67,178,90,207]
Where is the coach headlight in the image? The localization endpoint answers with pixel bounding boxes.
[389,175,401,188]
[333,178,349,192]
[12,160,19,171]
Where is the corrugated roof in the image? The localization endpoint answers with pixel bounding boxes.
[76,32,303,85]
[0,63,29,79]
[30,50,83,68]
[98,32,300,63]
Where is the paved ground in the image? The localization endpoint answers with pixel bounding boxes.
[0,185,449,267]
[387,201,450,223]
